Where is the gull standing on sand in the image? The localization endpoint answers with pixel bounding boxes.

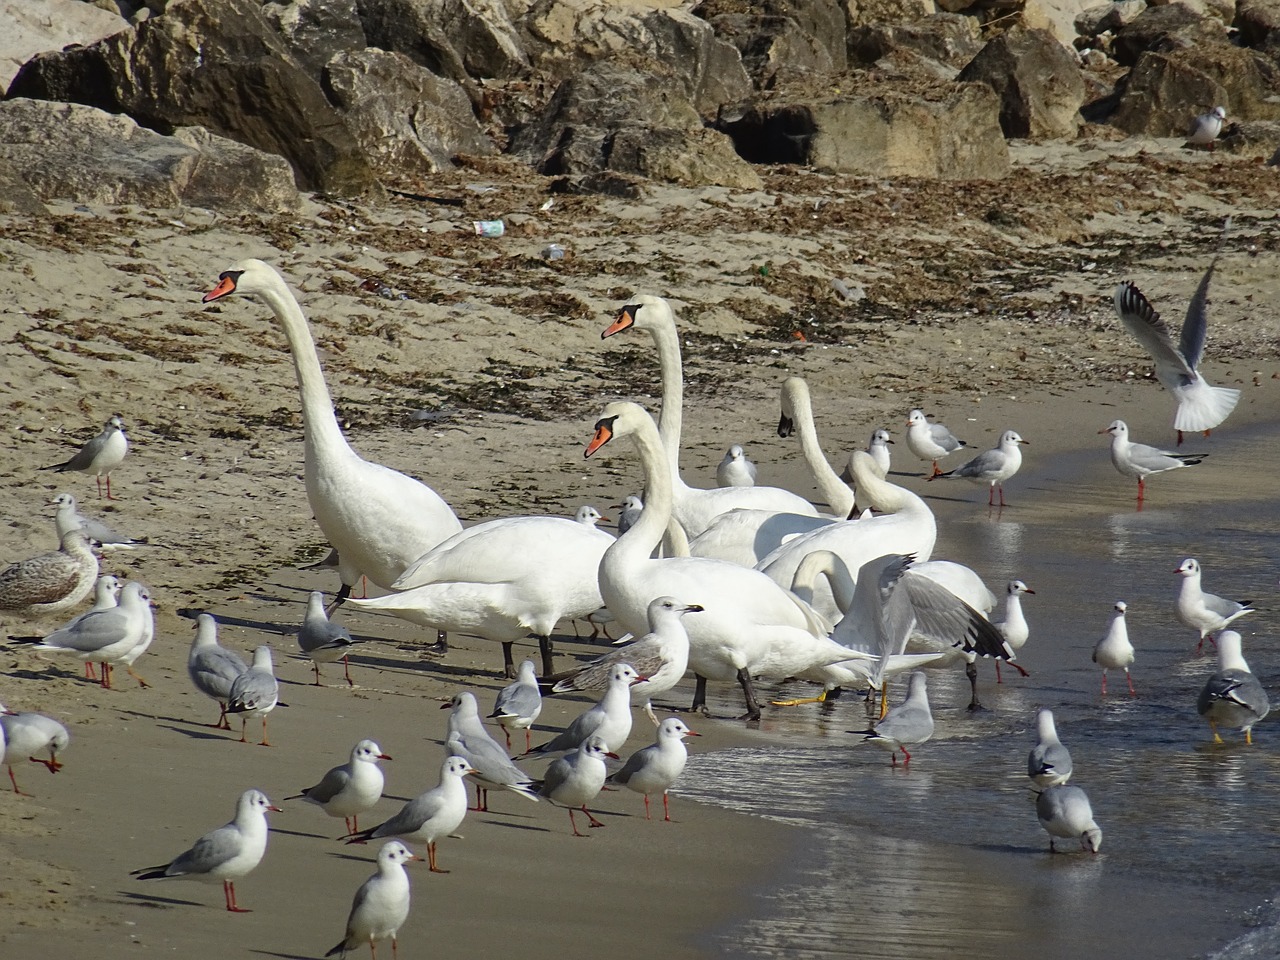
[326,840,419,959]
[1036,784,1102,854]
[993,580,1034,682]
[8,573,120,681]
[551,597,700,725]
[187,613,248,729]
[716,445,757,487]
[489,659,542,752]
[1174,557,1252,653]
[1113,235,1238,444]
[851,671,934,766]
[226,646,279,745]
[904,409,966,477]
[40,415,128,500]
[1186,105,1226,150]
[132,788,281,912]
[50,492,146,549]
[536,735,617,837]
[21,580,152,689]
[609,717,700,821]
[344,756,473,873]
[1027,708,1073,788]
[0,530,98,618]
[929,429,1028,507]
[527,662,645,755]
[1198,630,1269,744]
[1099,420,1206,502]
[299,591,361,686]
[287,739,392,835]
[0,703,69,795]
[442,691,538,810]
[1093,601,1135,696]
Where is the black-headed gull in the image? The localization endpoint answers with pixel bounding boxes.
[442,691,538,810]
[1198,630,1269,744]
[850,671,934,766]
[23,580,152,689]
[1036,784,1102,854]
[0,530,98,618]
[535,735,617,836]
[40,415,129,500]
[298,591,361,686]
[614,495,644,536]
[716,444,757,487]
[325,840,419,959]
[867,428,893,475]
[287,739,392,835]
[187,614,249,729]
[0,703,69,795]
[1027,708,1073,788]
[345,756,474,872]
[1093,601,1135,696]
[528,662,645,755]
[489,659,543,752]
[1099,420,1206,501]
[132,788,281,911]
[50,492,146,549]
[929,430,1028,506]
[993,579,1034,683]
[1174,557,1252,654]
[609,717,699,821]
[9,573,120,682]
[1185,105,1226,150]
[226,646,279,745]
[904,409,966,476]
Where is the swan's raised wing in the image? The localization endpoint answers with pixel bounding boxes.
[1114,281,1197,388]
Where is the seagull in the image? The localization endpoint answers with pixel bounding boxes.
[226,646,279,746]
[608,717,700,821]
[614,495,644,536]
[489,659,543,752]
[298,591,361,686]
[8,574,120,682]
[866,428,893,475]
[716,445,757,487]
[993,580,1035,682]
[1174,557,1252,654]
[21,580,152,689]
[527,662,645,755]
[574,505,607,527]
[929,429,1028,506]
[535,735,617,837]
[50,492,147,549]
[1099,420,1206,501]
[40,415,129,500]
[325,841,419,959]
[1186,105,1226,150]
[0,703,69,795]
[1036,784,1102,854]
[344,756,474,873]
[904,409,966,476]
[1027,708,1073,788]
[287,739,392,835]
[1198,630,1269,744]
[1093,601,1135,696]
[850,671,934,766]
[442,691,538,810]
[187,614,249,729]
[0,530,98,618]
[132,788,281,912]
[1113,235,1238,444]
[551,597,699,724]
[571,507,618,641]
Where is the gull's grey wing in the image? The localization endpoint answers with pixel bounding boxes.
[372,791,445,837]
[40,606,130,652]
[303,765,353,805]
[1114,281,1197,387]
[1179,257,1218,373]
[494,681,542,718]
[167,824,238,876]
[902,572,1013,659]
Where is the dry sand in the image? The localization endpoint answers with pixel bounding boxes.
[1,137,1279,958]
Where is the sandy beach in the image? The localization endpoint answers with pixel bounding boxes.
[2,136,1279,958]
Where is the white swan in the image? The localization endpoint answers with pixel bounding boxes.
[777,377,856,516]
[584,402,867,721]
[755,452,938,623]
[601,296,819,538]
[203,260,462,603]
[349,515,615,676]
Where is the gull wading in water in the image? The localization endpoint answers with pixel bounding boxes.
[850,671,934,766]
[1036,784,1102,854]
[929,429,1028,507]
[40,415,129,500]
[1093,601,1135,696]
[1113,231,1238,445]
[326,840,419,959]
[1198,630,1269,744]
[992,580,1034,683]
[1027,708,1073,788]
[904,409,966,477]
[1174,557,1253,654]
[1099,420,1206,502]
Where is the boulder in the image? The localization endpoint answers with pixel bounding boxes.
[1023,0,1100,48]
[0,98,301,211]
[1111,42,1280,133]
[1219,118,1280,156]
[1235,0,1280,48]
[847,0,935,23]
[7,0,380,196]
[0,0,129,91]
[721,83,1011,178]
[848,15,984,70]
[1111,3,1224,66]
[1147,0,1234,25]
[1075,0,1148,38]
[261,0,367,80]
[322,48,496,183]
[957,26,1086,139]
[695,0,847,87]
[0,157,48,215]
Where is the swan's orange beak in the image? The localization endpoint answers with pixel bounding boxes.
[601,304,638,339]
[202,273,238,303]
[585,421,614,458]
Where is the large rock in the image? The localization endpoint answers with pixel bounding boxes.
[1235,0,1280,48]
[957,26,1086,139]
[847,0,934,23]
[1111,42,1280,133]
[1075,0,1148,38]
[0,98,302,211]
[261,0,368,80]
[1022,0,1099,48]
[0,0,128,90]
[722,82,1011,178]
[848,15,984,70]
[1111,3,1225,66]
[695,0,847,87]
[0,157,48,215]
[322,48,496,183]
[7,0,380,196]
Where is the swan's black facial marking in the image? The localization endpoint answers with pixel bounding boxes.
[601,304,640,339]
[585,415,619,458]
[777,413,795,438]
[202,270,245,303]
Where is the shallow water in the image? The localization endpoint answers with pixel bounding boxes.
[686,417,1280,960]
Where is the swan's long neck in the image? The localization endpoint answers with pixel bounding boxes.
[785,382,855,516]
[851,453,929,518]
[647,320,686,487]
[791,549,855,614]
[613,415,674,569]
[258,281,353,464]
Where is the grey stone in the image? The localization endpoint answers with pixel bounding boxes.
[957,26,1086,139]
